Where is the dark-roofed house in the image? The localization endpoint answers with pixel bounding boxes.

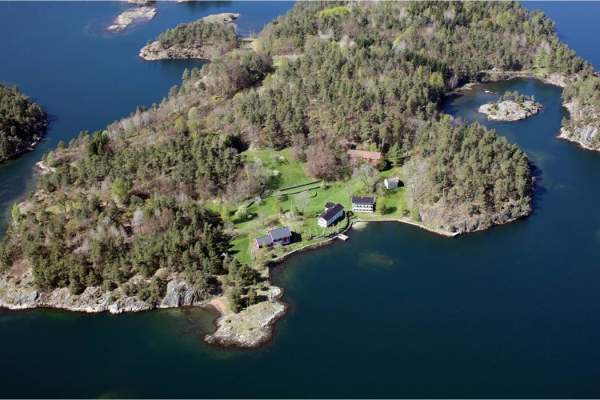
[318,203,345,227]
[255,235,273,249]
[351,196,376,213]
[255,226,292,249]
[269,226,292,245]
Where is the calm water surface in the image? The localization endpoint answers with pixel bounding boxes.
[1,2,600,398]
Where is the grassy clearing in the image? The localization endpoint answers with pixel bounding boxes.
[231,149,412,266]
[319,6,351,19]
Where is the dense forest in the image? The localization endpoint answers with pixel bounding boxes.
[149,18,239,59]
[0,84,48,162]
[1,1,591,310]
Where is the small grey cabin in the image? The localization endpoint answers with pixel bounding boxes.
[318,203,345,227]
[351,196,375,213]
[384,177,401,190]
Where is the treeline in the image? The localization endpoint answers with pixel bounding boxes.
[41,131,242,200]
[260,2,589,79]
[0,84,48,162]
[499,90,533,103]
[2,195,230,303]
[157,19,238,53]
[408,118,532,231]
[0,41,275,302]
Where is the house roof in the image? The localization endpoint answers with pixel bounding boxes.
[269,226,291,241]
[352,196,376,205]
[319,203,344,221]
[348,149,382,161]
[255,235,273,247]
[385,177,400,184]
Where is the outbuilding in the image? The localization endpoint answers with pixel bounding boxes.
[384,177,401,190]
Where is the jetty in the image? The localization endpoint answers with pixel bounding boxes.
[337,233,349,241]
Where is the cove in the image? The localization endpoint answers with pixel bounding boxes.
[2,2,600,398]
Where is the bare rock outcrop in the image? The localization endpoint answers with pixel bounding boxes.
[0,269,206,314]
[205,285,286,348]
[478,100,541,121]
[108,6,157,32]
[559,100,600,151]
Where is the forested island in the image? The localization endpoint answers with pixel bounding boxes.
[139,13,240,61]
[479,91,542,121]
[0,84,48,162]
[2,1,600,347]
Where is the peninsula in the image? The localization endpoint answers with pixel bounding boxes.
[479,91,542,121]
[139,13,239,61]
[4,1,600,348]
[0,84,48,162]
[107,6,156,32]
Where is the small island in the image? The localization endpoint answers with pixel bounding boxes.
[0,84,48,162]
[478,91,542,121]
[139,13,240,61]
[107,6,157,32]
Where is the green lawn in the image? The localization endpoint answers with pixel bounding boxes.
[243,148,312,190]
[232,148,411,266]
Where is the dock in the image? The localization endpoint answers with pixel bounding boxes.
[337,233,349,241]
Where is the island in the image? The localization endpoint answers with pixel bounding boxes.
[478,91,542,121]
[139,13,240,61]
[4,1,600,348]
[0,84,48,163]
[107,6,156,32]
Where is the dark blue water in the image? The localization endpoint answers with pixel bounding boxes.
[2,2,600,398]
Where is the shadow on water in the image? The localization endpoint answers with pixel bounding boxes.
[529,162,547,217]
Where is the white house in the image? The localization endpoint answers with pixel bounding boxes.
[318,203,345,227]
[351,196,375,213]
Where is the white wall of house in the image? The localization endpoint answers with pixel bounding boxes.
[352,203,374,213]
[318,209,344,227]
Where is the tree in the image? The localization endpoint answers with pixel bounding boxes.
[111,178,130,205]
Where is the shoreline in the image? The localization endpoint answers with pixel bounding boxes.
[0,211,513,348]
[558,128,600,152]
[139,12,239,61]
[0,73,542,349]
[0,133,45,164]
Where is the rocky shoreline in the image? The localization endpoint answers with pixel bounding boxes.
[108,6,156,32]
[558,100,600,151]
[204,286,285,348]
[0,210,526,348]
[139,13,239,61]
